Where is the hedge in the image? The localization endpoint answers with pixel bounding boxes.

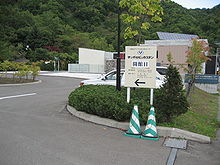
[69,84,188,125]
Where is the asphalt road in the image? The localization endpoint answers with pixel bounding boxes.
[0,76,219,165]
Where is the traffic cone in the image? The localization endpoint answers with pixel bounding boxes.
[141,106,159,141]
[124,104,141,138]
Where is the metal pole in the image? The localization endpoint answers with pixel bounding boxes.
[150,88,154,105]
[215,50,218,75]
[127,87,130,103]
[216,48,220,75]
[116,0,121,91]
[54,61,56,72]
[58,60,60,72]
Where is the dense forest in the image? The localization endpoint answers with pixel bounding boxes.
[0,0,219,66]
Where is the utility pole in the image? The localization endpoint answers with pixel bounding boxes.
[116,0,121,91]
[215,43,220,75]
[216,48,220,75]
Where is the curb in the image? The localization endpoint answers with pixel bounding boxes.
[39,72,101,80]
[39,74,85,80]
[0,80,42,87]
[67,105,211,143]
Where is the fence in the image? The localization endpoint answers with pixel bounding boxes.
[68,64,104,73]
[184,74,219,93]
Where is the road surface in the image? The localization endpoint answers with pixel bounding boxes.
[0,76,219,165]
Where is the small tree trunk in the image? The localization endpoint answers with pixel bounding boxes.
[186,67,197,98]
[32,75,36,81]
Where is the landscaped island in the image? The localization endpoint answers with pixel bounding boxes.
[0,61,40,84]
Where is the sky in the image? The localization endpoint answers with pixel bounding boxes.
[172,0,220,9]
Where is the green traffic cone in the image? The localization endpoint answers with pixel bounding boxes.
[141,106,159,141]
[124,104,141,138]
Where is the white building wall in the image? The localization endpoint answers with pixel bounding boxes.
[104,51,113,60]
[79,48,105,65]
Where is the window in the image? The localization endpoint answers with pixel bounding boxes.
[105,71,124,80]
[156,68,167,75]
[105,72,117,80]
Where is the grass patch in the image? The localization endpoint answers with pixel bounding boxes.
[159,87,220,138]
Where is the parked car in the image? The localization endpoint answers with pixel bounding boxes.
[80,66,168,88]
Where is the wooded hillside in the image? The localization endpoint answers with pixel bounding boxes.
[0,0,219,63]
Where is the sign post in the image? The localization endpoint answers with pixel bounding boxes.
[127,87,130,103]
[124,46,157,104]
[150,88,154,105]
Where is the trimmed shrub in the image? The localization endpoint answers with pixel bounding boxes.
[69,78,189,124]
[69,85,155,124]
[69,85,131,121]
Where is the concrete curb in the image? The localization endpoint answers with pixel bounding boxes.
[39,74,85,80]
[67,105,211,143]
[0,80,42,87]
[39,72,100,80]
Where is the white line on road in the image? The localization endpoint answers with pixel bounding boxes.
[0,93,37,100]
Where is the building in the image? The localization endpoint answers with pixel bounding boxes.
[142,32,208,74]
[68,32,209,74]
[68,48,113,73]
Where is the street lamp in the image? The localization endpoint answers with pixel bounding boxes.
[26,45,29,50]
[54,57,60,72]
[116,0,121,91]
[25,45,29,59]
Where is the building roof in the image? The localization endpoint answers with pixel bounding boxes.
[143,40,192,46]
[142,39,208,47]
[157,32,198,40]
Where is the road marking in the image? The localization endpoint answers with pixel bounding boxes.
[0,93,37,100]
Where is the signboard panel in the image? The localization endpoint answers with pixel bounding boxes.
[184,74,219,84]
[124,46,157,88]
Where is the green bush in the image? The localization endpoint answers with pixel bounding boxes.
[69,70,189,124]
[0,61,40,81]
[39,62,54,71]
[69,85,131,121]
[154,65,189,122]
[69,85,179,124]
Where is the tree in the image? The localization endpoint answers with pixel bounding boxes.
[30,62,40,81]
[186,39,210,97]
[155,65,188,122]
[0,42,24,62]
[32,48,50,61]
[0,0,219,61]
[119,0,164,43]
[90,38,114,52]
[0,42,11,62]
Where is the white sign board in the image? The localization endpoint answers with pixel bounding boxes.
[124,46,157,88]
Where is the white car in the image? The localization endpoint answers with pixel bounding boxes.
[80,66,168,88]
